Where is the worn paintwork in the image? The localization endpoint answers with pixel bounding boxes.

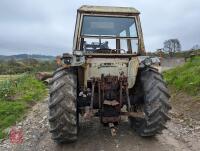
[128,57,139,88]
[85,58,128,77]
[84,57,139,88]
[78,5,140,14]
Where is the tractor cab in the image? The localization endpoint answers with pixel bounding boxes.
[73,5,145,56]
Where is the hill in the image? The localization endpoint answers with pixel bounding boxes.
[0,54,55,61]
[0,57,56,75]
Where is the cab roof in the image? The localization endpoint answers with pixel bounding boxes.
[78,5,140,14]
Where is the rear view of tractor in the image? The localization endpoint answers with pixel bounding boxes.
[48,5,171,143]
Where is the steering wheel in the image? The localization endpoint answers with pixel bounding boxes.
[110,49,126,54]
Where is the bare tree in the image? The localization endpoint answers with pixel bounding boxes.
[163,39,181,57]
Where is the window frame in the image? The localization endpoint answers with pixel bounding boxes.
[78,14,140,53]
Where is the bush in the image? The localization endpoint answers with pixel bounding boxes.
[0,59,56,75]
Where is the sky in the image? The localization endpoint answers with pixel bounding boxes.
[0,0,199,56]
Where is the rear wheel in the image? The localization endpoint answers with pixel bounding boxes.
[129,67,171,136]
[48,67,78,143]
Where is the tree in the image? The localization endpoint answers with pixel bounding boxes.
[163,39,181,57]
[191,44,200,50]
[7,57,17,66]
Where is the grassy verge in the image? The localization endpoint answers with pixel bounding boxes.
[163,56,200,96]
[0,74,47,139]
[0,75,22,82]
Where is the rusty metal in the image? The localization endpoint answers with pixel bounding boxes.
[100,76,119,105]
[119,78,123,107]
[126,85,131,112]
[56,54,73,69]
[83,106,94,120]
[83,57,139,89]
[35,72,52,81]
[121,111,145,118]
[111,128,117,136]
[103,100,119,106]
[101,74,105,123]
[100,75,121,123]
[119,68,129,114]
[90,78,95,109]
[119,72,129,107]
[56,56,62,66]
[85,58,128,84]
[98,79,101,109]
[109,123,117,136]
[102,116,120,123]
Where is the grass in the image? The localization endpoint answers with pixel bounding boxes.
[0,74,47,139]
[0,75,22,82]
[163,56,200,96]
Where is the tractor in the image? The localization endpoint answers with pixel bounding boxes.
[48,5,171,143]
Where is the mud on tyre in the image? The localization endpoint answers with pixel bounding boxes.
[129,67,171,136]
[48,67,78,143]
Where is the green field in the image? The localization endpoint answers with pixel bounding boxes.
[163,56,200,96]
[0,74,47,139]
[0,74,22,82]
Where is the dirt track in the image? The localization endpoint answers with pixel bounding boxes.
[0,62,199,151]
[1,93,200,151]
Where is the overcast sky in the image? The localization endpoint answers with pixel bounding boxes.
[0,0,199,56]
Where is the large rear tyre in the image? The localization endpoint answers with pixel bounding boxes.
[129,67,171,136]
[48,67,78,143]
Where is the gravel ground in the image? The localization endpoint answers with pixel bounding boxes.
[0,97,200,151]
[0,60,198,151]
